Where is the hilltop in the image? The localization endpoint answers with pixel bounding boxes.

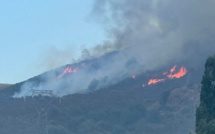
[0,55,203,134]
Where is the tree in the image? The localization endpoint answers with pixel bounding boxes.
[196,55,215,134]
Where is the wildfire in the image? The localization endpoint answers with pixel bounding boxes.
[148,78,165,85]
[170,65,176,73]
[167,66,187,79]
[147,65,188,85]
[58,66,77,78]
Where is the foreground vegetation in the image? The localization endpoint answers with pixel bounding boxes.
[196,55,215,134]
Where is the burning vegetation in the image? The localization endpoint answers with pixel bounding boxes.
[147,65,188,85]
[58,64,187,87]
[57,66,77,78]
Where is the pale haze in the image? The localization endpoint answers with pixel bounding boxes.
[14,0,215,97]
[2,0,215,85]
[0,0,105,84]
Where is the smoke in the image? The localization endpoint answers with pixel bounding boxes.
[13,52,135,97]
[39,46,77,70]
[79,40,116,60]
[13,0,215,97]
[92,0,215,65]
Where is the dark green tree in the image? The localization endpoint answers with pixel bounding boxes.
[196,55,215,134]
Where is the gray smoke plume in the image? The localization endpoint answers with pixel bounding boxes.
[13,51,134,97]
[13,0,215,97]
[92,0,215,64]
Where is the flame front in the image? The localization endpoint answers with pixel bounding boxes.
[147,65,188,86]
[167,66,187,79]
[170,65,176,73]
[58,67,77,78]
[148,78,165,85]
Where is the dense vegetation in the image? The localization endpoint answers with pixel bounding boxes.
[0,84,11,90]
[0,73,199,134]
[0,56,203,134]
[196,55,215,134]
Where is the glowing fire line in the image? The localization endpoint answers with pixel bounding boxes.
[167,67,187,79]
[58,67,77,78]
[148,78,165,85]
[147,65,187,85]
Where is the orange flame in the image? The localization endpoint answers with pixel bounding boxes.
[167,66,187,79]
[148,78,165,85]
[170,65,177,73]
[146,65,188,86]
[58,67,77,78]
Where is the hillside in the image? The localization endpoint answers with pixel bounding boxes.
[0,87,200,134]
[0,84,11,90]
[0,60,202,134]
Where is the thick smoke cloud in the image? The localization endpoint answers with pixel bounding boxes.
[92,0,215,66]
[14,0,215,97]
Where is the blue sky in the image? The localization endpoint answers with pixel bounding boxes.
[0,0,106,84]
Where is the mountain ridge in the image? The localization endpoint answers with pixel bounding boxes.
[0,51,204,134]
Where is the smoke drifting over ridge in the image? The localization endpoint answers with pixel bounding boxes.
[92,0,215,64]
[14,52,134,97]
[14,0,215,97]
